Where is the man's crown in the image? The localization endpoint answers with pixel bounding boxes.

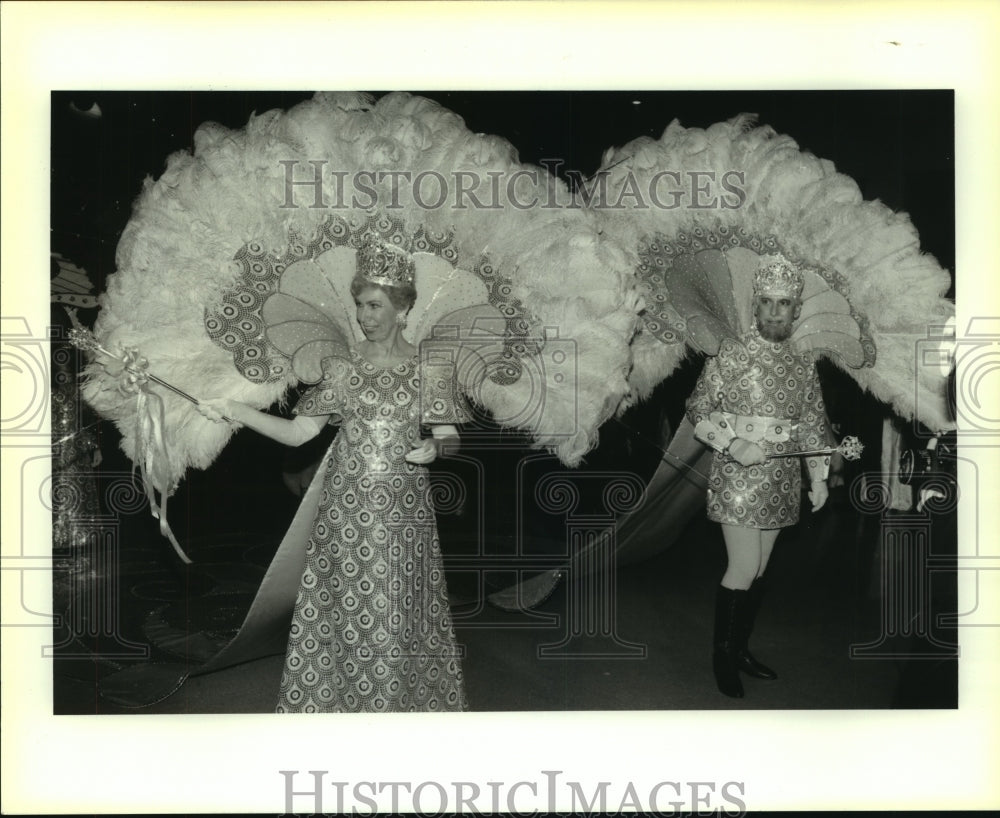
[754,253,804,299]
[356,236,416,288]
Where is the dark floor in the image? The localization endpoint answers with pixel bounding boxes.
[51,485,958,714]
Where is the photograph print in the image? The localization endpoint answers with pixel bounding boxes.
[48,89,958,716]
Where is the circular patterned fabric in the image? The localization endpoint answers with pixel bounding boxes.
[276,350,466,712]
[692,329,828,529]
[707,447,800,528]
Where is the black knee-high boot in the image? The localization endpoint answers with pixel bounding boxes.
[736,577,778,680]
[712,586,745,698]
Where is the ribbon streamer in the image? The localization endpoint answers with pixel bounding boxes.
[133,388,192,564]
[69,326,195,563]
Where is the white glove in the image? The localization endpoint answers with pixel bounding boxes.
[809,480,829,512]
[404,439,439,464]
[196,398,235,424]
[727,438,766,466]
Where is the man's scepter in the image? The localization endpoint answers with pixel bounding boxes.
[767,435,865,461]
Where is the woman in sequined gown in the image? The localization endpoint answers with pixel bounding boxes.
[198,271,468,713]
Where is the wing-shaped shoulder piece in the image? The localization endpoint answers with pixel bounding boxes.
[265,247,356,385]
[637,230,760,353]
[293,355,352,420]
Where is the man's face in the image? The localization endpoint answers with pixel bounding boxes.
[754,293,800,341]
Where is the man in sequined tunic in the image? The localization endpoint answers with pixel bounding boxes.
[685,254,830,698]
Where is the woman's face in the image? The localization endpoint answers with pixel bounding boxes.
[355,286,401,342]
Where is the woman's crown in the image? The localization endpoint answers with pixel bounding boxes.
[356,236,416,287]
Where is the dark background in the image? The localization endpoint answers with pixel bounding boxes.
[51,89,954,294]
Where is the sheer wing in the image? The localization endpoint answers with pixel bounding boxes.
[792,267,872,367]
[206,241,356,388]
[636,234,875,368]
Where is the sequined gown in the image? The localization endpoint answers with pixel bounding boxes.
[275,350,467,712]
[686,329,829,528]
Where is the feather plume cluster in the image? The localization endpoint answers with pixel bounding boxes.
[592,115,954,431]
[82,99,954,494]
[83,93,638,491]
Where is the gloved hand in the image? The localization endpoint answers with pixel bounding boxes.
[196,398,236,424]
[809,479,829,511]
[727,438,767,466]
[404,438,440,464]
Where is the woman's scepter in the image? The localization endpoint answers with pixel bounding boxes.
[67,325,210,563]
[67,326,232,421]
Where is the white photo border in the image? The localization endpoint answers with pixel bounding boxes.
[2,1,998,813]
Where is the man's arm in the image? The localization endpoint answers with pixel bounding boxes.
[799,357,831,484]
[799,356,830,510]
[687,353,737,454]
[687,344,765,466]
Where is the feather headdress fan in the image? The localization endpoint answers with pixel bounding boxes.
[582,113,955,565]
[597,114,954,426]
[81,92,640,514]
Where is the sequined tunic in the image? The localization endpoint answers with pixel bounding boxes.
[275,350,467,712]
[686,329,829,528]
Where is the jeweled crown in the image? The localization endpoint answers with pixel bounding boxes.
[754,253,804,299]
[356,237,416,288]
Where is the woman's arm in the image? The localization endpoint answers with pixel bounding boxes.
[430,423,460,455]
[198,398,329,447]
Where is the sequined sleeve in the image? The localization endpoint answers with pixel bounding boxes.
[419,357,472,425]
[798,352,830,481]
[687,353,722,426]
[293,355,350,422]
[686,351,736,452]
